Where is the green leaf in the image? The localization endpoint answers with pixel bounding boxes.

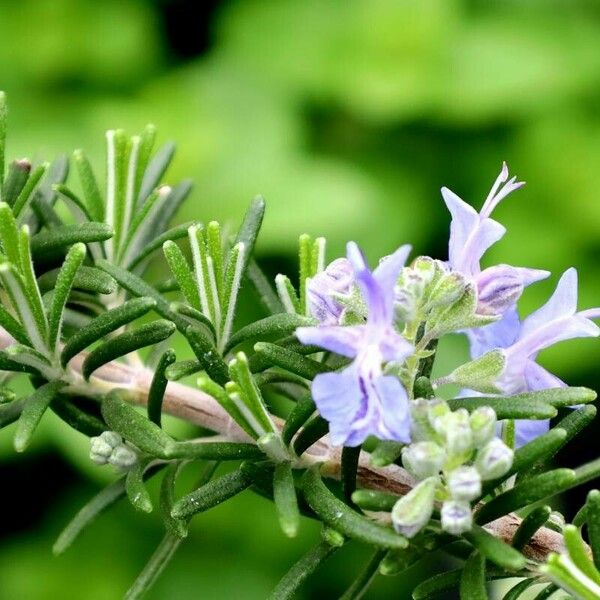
[30,155,68,227]
[206,221,224,304]
[167,441,263,461]
[53,477,126,555]
[412,570,463,600]
[247,258,284,315]
[220,241,245,351]
[0,397,26,429]
[148,180,192,242]
[170,468,251,520]
[0,302,29,345]
[124,533,182,600]
[2,159,31,207]
[101,392,175,458]
[184,325,229,384]
[147,349,175,427]
[228,352,277,436]
[160,463,188,539]
[447,396,557,420]
[0,201,22,268]
[30,222,113,259]
[446,350,505,394]
[50,394,106,437]
[339,550,385,600]
[134,124,156,198]
[82,319,175,379]
[282,393,316,446]
[302,467,408,550]
[165,359,201,381]
[48,243,86,351]
[224,313,311,355]
[128,221,196,271]
[61,297,156,367]
[464,525,526,571]
[512,506,551,550]
[253,342,330,379]
[502,579,535,600]
[370,441,404,468]
[267,540,337,600]
[232,196,265,279]
[293,415,329,456]
[587,490,600,571]
[38,265,116,296]
[273,462,300,538]
[73,149,103,221]
[14,381,65,452]
[573,456,600,489]
[126,459,153,513]
[137,141,175,207]
[170,302,215,337]
[475,468,576,525]
[163,239,200,310]
[351,489,398,512]
[564,524,600,585]
[13,163,47,219]
[275,274,301,314]
[459,551,487,600]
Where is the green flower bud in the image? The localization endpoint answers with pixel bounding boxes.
[475,438,513,480]
[402,441,445,480]
[410,399,438,442]
[108,445,138,468]
[427,399,451,431]
[441,409,473,457]
[321,527,345,548]
[470,406,497,448]
[441,500,473,535]
[391,476,438,538]
[447,466,481,502]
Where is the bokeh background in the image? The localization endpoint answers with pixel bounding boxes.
[1,0,600,598]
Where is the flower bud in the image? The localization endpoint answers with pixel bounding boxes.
[391,477,438,538]
[441,500,473,535]
[426,272,467,310]
[307,258,354,324]
[101,430,122,448]
[410,399,438,441]
[442,409,473,457]
[108,445,138,468]
[447,466,481,502]
[475,438,513,480]
[475,265,525,316]
[402,442,445,480]
[427,399,451,432]
[470,406,497,448]
[321,527,345,547]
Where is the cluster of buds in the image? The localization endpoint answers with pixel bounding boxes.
[89,431,138,469]
[391,399,513,538]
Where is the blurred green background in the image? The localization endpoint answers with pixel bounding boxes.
[1,0,600,598]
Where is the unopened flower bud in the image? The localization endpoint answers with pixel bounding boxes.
[427,272,467,309]
[447,466,481,502]
[427,399,451,432]
[441,500,473,535]
[402,442,445,480]
[442,409,473,457]
[475,438,513,480]
[101,431,122,448]
[470,406,497,448]
[412,256,439,288]
[475,265,525,316]
[307,258,354,324]
[321,527,345,547]
[391,477,438,538]
[108,445,138,468]
[410,399,438,441]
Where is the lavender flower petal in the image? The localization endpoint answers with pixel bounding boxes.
[295,325,363,358]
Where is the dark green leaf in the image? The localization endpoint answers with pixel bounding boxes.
[14,381,65,452]
[502,579,535,600]
[50,394,106,437]
[30,222,112,259]
[147,349,175,427]
[0,91,5,183]
[53,477,127,555]
[61,297,156,367]
[302,467,408,550]
[293,415,329,456]
[247,258,284,315]
[282,393,315,446]
[0,397,26,429]
[370,441,404,467]
[167,441,263,460]
[38,265,116,295]
[447,396,557,420]
[73,149,104,221]
[170,469,251,520]
[587,490,600,570]
[160,463,188,539]
[231,196,265,278]
[342,445,361,503]
[126,459,153,513]
[253,342,330,379]
[184,325,229,384]
[12,163,47,218]
[464,525,526,571]
[351,490,398,512]
[2,159,31,207]
[267,540,337,600]
[165,359,201,381]
[512,506,551,550]
[0,302,29,345]
[163,239,200,310]
[463,387,596,408]
[82,319,175,379]
[459,551,487,600]
[101,392,175,458]
[137,142,175,207]
[224,313,310,354]
[475,468,576,524]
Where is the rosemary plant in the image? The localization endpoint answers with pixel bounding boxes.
[1,91,600,599]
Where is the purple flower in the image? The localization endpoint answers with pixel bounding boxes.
[443,163,549,316]
[307,258,354,324]
[467,268,600,446]
[296,242,413,446]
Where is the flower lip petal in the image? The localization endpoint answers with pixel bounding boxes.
[295,325,363,358]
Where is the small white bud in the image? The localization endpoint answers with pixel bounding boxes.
[108,445,138,468]
[475,438,513,480]
[470,406,497,448]
[89,437,113,459]
[402,442,445,480]
[100,430,122,448]
[89,451,109,465]
[447,466,481,502]
[441,500,473,535]
[443,410,473,457]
